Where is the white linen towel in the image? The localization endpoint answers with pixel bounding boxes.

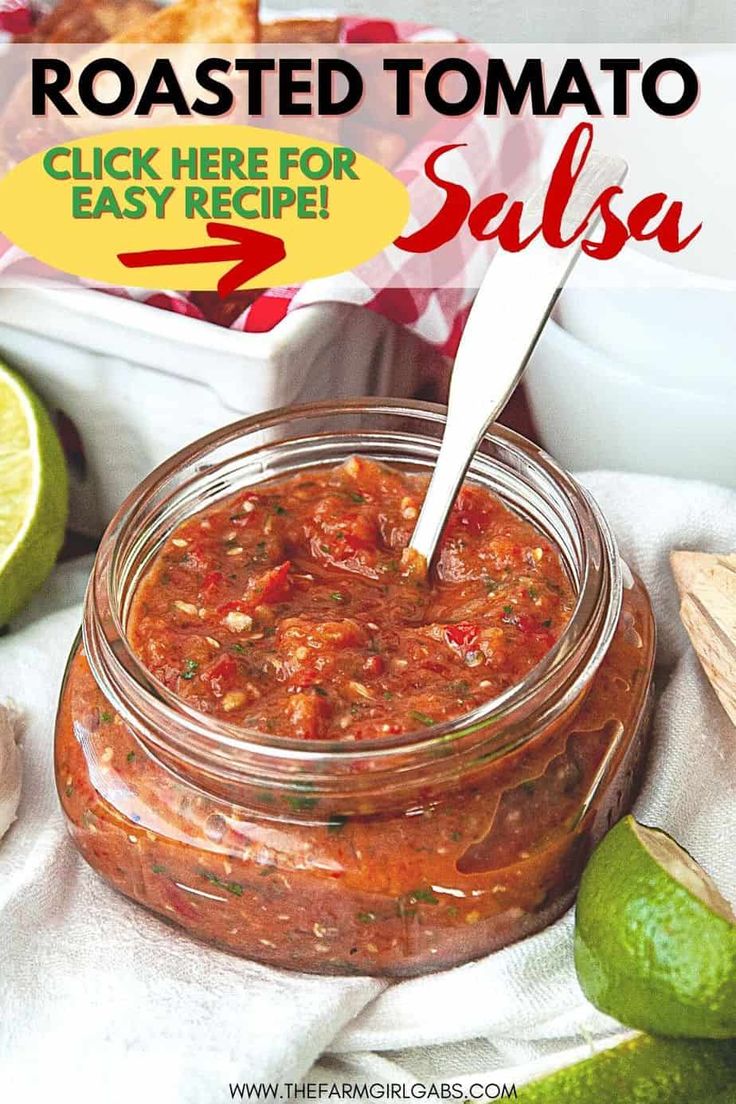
[1,472,735,1103]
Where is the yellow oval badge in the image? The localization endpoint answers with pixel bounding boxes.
[0,124,410,292]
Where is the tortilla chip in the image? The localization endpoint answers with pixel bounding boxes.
[260,18,340,44]
[17,0,158,42]
[115,0,258,44]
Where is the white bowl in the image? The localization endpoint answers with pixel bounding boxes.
[526,317,736,487]
[542,50,736,381]
[556,259,736,388]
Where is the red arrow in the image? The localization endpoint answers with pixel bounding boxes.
[118,222,286,298]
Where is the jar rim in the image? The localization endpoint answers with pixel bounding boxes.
[83,398,622,785]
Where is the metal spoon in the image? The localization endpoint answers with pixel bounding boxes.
[405,151,628,577]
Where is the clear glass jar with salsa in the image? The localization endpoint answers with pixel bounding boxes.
[55,400,655,977]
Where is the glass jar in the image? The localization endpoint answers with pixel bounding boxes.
[55,399,655,977]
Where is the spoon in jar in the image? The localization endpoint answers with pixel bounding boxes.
[404,150,628,579]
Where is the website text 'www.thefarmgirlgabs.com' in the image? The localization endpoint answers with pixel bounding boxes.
[228,1084,517,1101]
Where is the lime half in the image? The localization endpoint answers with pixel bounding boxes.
[517,1035,736,1103]
[575,815,736,1039]
[0,362,68,626]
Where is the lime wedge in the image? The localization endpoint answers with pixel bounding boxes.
[518,1035,736,1102]
[575,815,736,1039]
[0,362,68,626]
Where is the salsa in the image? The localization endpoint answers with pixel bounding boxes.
[127,457,575,740]
[55,456,655,976]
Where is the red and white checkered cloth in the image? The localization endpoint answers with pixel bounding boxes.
[0,4,539,357]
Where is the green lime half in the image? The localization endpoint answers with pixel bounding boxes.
[0,362,68,626]
[575,815,736,1039]
[517,1035,736,1103]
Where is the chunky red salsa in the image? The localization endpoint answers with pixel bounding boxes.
[128,457,575,740]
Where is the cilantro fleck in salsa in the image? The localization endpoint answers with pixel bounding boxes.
[55,404,655,976]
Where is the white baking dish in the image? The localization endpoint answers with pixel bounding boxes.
[0,278,437,533]
[0,6,457,534]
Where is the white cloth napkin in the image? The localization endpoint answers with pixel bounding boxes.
[1,472,735,1103]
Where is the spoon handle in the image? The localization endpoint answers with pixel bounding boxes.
[406,151,628,575]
